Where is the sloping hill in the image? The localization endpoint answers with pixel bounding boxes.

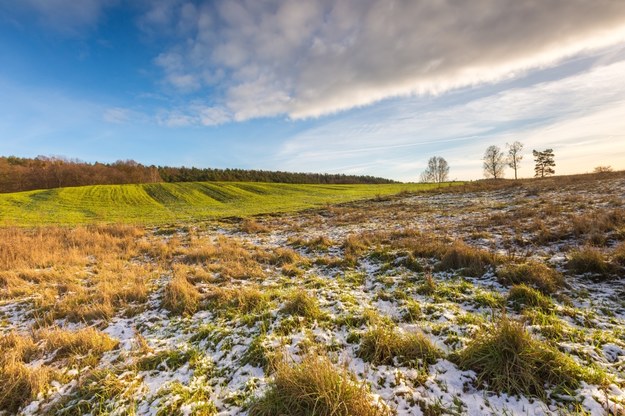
[0,181,446,225]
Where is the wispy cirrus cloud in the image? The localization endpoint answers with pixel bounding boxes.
[0,0,118,34]
[142,0,625,123]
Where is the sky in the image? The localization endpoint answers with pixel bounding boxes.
[1,1,625,181]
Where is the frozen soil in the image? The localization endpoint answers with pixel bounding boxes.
[2,174,625,415]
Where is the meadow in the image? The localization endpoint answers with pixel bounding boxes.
[0,181,446,226]
[1,173,624,415]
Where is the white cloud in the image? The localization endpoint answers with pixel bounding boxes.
[145,0,625,122]
[273,59,625,180]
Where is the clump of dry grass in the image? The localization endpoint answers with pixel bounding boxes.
[266,247,306,267]
[436,241,497,276]
[36,327,118,361]
[571,208,625,239]
[205,284,270,314]
[184,236,266,279]
[496,261,564,294]
[454,316,605,398]
[0,359,52,413]
[289,235,334,251]
[240,218,270,234]
[613,242,625,266]
[162,274,201,316]
[567,246,613,277]
[357,324,441,366]
[248,353,391,416]
[281,290,323,320]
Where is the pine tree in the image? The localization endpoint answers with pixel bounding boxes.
[532,149,555,178]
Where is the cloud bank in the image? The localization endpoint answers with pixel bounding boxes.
[272,59,625,180]
[148,0,625,123]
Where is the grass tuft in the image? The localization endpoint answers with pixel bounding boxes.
[281,290,323,320]
[248,353,391,416]
[507,284,554,311]
[496,261,563,294]
[436,241,496,276]
[357,324,440,366]
[567,246,613,276]
[162,274,201,316]
[454,316,605,398]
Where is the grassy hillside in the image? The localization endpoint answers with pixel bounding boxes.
[0,181,450,225]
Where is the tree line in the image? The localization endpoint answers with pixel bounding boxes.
[0,156,395,193]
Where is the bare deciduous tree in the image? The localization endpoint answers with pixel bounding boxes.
[483,145,505,179]
[506,141,523,180]
[420,156,450,183]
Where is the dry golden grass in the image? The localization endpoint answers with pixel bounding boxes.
[205,283,270,314]
[0,327,117,413]
[184,235,266,280]
[437,241,497,276]
[0,225,159,325]
[162,274,201,316]
[240,218,270,234]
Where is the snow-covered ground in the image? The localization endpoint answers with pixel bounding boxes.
[2,175,624,415]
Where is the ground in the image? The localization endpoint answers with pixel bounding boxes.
[1,173,624,415]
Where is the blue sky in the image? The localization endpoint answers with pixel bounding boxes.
[1,1,625,181]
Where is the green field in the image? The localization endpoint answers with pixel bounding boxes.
[0,181,453,226]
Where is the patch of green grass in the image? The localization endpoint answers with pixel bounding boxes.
[136,348,197,372]
[50,369,140,415]
[248,353,391,416]
[156,379,217,416]
[453,316,606,399]
[0,182,453,226]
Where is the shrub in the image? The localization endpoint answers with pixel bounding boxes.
[248,353,391,416]
[454,316,605,398]
[567,247,612,276]
[162,274,201,316]
[357,324,440,366]
[496,261,563,294]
